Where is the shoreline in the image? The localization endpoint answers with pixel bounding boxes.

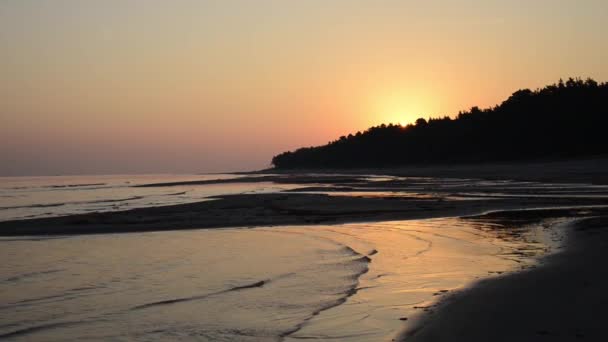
[3,163,608,237]
[1,192,607,236]
[399,215,608,341]
[256,156,608,185]
[1,207,572,341]
[4,168,608,341]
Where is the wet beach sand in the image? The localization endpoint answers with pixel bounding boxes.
[3,157,608,236]
[1,189,607,237]
[400,214,608,341]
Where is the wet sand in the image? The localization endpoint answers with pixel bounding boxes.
[400,214,608,341]
[0,192,606,236]
[3,159,608,236]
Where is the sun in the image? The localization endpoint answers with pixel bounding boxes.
[363,83,436,128]
[375,95,426,127]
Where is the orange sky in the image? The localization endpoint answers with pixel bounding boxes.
[1,1,608,175]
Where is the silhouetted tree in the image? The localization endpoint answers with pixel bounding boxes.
[271,78,608,169]
[415,118,428,126]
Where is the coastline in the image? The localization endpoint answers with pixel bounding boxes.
[259,156,608,185]
[400,215,608,341]
[3,166,608,340]
[1,192,606,236]
[3,160,608,236]
[1,208,570,341]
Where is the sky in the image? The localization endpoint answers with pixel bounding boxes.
[1,0,607,176]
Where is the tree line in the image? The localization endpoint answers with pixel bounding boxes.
[272,78,608,169]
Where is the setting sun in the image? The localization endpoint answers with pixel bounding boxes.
[370,90,431,127]
[2,2,608,341]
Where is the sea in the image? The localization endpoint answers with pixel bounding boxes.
[0,174,566,341]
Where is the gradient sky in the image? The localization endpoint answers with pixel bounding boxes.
[1,0,607,175]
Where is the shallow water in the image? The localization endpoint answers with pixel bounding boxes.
[0,217,563,341]
[0,174,298,221]
[3,174,606,222]
[1,174,590,341]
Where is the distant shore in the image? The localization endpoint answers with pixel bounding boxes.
[262,156,608,185]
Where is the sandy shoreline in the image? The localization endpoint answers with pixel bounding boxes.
[3,159,608,236]
[1,192,606,236]
[399,214,608,341]
[3,162,608,341]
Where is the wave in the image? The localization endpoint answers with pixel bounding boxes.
[279,268,371,339]
[8,183,108,191]
[1,293,70,310]
[273,233,373,339]
[164,191,188,196]
[131,279,270,311]
[0,236,69,242]
[0,196,145,211]
[2,269,64,283]
[0,320,84,339]
[0,285,101,311]
[88,196,144,204]
[0,203,66,210]
[43,183,107,189]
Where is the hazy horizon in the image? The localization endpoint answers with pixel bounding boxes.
[2,0,608,176]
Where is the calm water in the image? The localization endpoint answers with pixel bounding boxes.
[0,218,563,341]
[0,175,571,341]
[3,174,607,222]
[0,174,299,222]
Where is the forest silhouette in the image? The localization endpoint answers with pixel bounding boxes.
[272,78,608,169]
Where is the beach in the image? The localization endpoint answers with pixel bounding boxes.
[2,159,608,236]
[3,1,607,340]
[2,159,608,340]
[401,215,608,341]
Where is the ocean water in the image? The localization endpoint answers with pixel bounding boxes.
[0,175,571,341]
[0,174,298,222]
